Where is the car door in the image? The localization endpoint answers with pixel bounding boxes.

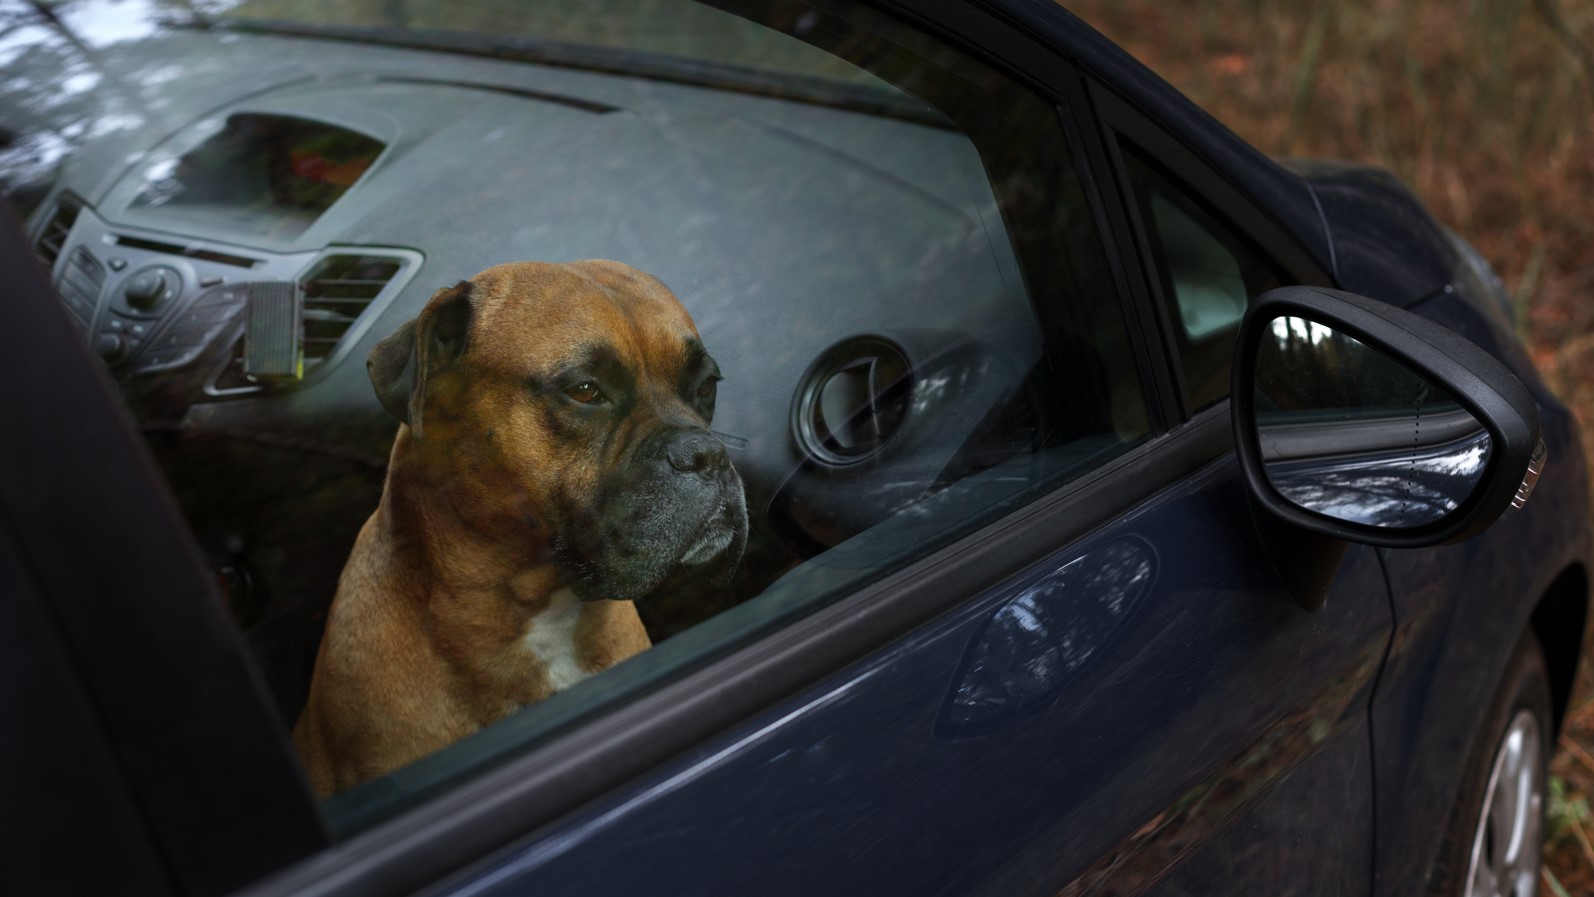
[0,2,1393,896]
[1080,77,1396,896]
[237,4,1388,896]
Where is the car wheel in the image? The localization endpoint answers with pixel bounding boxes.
[1430,628,1552,897]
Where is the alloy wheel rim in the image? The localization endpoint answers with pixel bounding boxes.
[1464,708,1546,897]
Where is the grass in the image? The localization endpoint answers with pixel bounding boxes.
[1061,0,1594,889]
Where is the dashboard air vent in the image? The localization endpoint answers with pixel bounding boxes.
[792,337,913,466]
[58,247,105,332]
[209,253,411,396]
[35,195,81,271]
[300,254,402,366]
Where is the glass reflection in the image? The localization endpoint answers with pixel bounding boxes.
[1255,315,1490,529]
[0,0,177,216]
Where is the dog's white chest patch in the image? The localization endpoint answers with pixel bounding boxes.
[523,587,590,693]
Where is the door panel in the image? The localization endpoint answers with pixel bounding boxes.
[1142,723,1374,897]
[425,453,1391,897]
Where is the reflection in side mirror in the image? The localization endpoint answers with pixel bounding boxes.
[1255,316,1492,529]
[1233,286,1544,550]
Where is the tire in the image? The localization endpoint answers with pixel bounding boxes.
[1428,628,1553,897]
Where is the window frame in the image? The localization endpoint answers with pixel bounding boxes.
[1087,81,1335,423]
[240,4,1196,891]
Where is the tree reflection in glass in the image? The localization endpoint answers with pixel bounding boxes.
[1254,315,1491,528]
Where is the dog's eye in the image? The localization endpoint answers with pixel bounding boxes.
[695,379,717,401]
[565,381,605,405]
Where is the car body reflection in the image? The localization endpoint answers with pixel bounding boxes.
[939,535,1156,736]
[1265,427,1491,528]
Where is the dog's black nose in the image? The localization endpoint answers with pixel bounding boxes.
[666,430,728,473]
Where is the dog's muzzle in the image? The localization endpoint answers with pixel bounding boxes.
[564,427,748,602]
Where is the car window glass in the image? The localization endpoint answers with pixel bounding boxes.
[1121,145,1286,411]
[1150,192,1247,340]
[7,0,1147,832]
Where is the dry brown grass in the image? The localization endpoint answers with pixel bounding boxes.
[1065,0,1594,400]
[1062,0,1594,890]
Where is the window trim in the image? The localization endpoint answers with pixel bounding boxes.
[1088,81,1335,422]
[1054,93,1179,436]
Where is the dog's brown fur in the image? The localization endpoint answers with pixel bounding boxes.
[293,260,724,796]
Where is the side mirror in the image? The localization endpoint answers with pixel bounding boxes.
[1233,286,1544,548]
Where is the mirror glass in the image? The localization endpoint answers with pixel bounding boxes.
[1254,315,1491,528]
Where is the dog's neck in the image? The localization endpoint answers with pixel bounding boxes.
[356,428,623,717]
[377,428,566,613]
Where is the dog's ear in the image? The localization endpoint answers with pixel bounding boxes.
[367,280,474,439]
[368,319,418,429]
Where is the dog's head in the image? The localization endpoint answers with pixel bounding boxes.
[367,260,747,602]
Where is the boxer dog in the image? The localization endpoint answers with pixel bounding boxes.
[292,260,747,796]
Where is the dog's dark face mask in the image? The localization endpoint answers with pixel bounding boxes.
[366,261,748,603]
[559,367,750,603]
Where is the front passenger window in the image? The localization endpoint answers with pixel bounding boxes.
[9,0,1150,831]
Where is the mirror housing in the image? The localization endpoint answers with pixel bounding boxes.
[1233,286,1542,548]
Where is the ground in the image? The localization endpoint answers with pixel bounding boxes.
[1059,0,1594,891]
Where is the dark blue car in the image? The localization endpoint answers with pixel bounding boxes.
[1,2,1586,896]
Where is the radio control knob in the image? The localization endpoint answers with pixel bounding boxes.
[95,333,129,365]
[125,270,169,310]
